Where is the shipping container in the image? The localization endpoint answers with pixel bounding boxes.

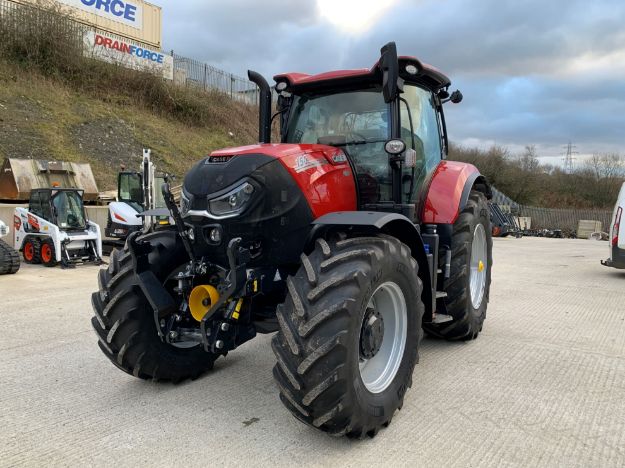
[10,0,162,48]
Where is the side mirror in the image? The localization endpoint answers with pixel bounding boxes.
[439,89,463,104]
[450,90,463,104]
[380,42,401,103]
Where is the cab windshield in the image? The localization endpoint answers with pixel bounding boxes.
[284,85,442,204]
[52,191,86,230]
[285,87,394,202]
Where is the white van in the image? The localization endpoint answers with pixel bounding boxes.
[602,182,625,269]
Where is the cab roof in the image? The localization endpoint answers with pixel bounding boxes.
[274,56,451,93]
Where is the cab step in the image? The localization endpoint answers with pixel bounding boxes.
[432,313,453,324]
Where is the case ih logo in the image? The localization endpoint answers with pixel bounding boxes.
[94,34,164,64]
[206,155,235,164]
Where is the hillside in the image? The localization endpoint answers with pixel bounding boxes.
[0,61,258,191]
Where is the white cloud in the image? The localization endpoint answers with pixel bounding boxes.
[317,0,397,33]
[155,0,625,157]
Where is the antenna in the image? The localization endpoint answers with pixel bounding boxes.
[562,142,578,174]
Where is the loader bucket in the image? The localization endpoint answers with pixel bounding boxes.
[0,158,99,202]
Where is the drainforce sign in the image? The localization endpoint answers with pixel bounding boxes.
[84,31,173,80]
[58,0,143,30]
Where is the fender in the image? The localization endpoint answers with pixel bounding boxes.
[422,161,491,225]
[310,211,434,321]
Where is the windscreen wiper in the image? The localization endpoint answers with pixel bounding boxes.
[331,138,386,147]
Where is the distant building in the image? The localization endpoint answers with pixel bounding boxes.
[12,0,162,48]
[9,0,172,79]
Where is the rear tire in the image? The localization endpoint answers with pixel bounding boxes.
[424,190,492,340]
[272,235,424,438]
[91,233,219,382]
[0,239,20,275]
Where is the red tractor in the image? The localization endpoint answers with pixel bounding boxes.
[92,43,492,438]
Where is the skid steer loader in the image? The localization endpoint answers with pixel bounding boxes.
[15,188,102,267]
[92,42,493,438]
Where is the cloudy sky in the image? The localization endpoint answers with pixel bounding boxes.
[157,0,625,165]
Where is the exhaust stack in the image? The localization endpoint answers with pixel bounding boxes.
[248,70,272,144]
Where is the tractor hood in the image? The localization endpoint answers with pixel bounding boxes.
[182,143,356,219]
[209,143,341,160]
[180,143,355,268]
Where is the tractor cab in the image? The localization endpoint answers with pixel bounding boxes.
[271,44,462,220]
[28,188,87,232]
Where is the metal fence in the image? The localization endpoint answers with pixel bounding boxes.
[491,186,613,234]
[0,0,86,42]
[517,206,613,233]
[170,53,259,104]
[0,0,260,105]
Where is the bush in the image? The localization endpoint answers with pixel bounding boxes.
[449,144,625,209]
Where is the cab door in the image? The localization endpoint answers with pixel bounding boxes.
[118,172,144,212]
[399,84,444,205]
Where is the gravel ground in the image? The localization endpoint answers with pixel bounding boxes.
[0,237,624,467]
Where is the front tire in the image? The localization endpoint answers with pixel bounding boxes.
[424,190,492,340]
[91,233,219,382]
[40,238,58,267]
[272,235,424,438]
[22,237,41,264]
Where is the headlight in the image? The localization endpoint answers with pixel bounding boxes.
[385,139,406,155]
[208,182,254,218]
[180,191,191,217]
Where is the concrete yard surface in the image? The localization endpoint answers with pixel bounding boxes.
[0,237,624,467]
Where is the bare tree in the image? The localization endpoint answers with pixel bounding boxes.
[518,145,540,173]
[585,153,625,180]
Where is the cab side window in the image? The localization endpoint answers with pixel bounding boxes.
[29,191,42,218]
[401,85,443,172]
[40,193,52,221]
[400,85,443,202]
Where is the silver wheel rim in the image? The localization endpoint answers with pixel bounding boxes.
[359,281,407,394]
[470,223,488,309]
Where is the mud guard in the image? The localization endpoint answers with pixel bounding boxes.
[422,161,491,225]
[126,231,177,319]
[309,211,434,321]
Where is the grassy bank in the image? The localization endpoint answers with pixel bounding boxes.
[0,1,258,190]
